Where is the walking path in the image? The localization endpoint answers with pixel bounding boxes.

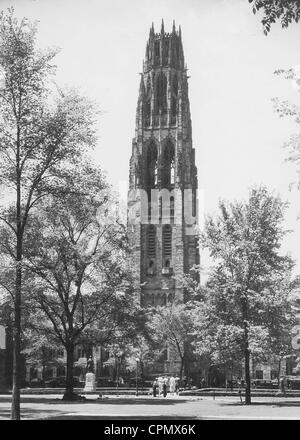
[1,394,300,420]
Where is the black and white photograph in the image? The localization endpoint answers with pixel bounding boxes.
[0,0,300,426]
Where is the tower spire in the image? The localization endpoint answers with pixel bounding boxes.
[138,74,145,95]
[172,19,176,34]
[161,18,164,35]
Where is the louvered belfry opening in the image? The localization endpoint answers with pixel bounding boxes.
[147,225,156,275]
[162,224,172,269]
[148,225,156,258]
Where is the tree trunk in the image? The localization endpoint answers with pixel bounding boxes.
[11,262,21,420]
[243,320,251,404]
[179,356,184,386]
[63,342,75,400]
[11,189,22,419]
[141,361,144,391]
[241,294,251,405]
[244,344,251,404]
[116,360,119,390]
[42,347,46,388]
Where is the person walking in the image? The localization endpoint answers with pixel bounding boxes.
[158,377,163,397]
[152,379,158,397]
[163,380,167,398]
[169,376,176,395]
[175,376,180,396]
[279,376,286,395]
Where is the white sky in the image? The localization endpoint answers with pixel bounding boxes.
[2,0,300,277]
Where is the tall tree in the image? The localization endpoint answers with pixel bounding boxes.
[0,10,96,418]
[149,302,197,384]
[200,186,295,404]
[249,0,300,34]
[24,164,131,400]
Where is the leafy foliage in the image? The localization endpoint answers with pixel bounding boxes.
[193,186,296,403]
[271,69,300,191]
[249,0,300,34]
[0,8,107,411]
[148,302,198,381]
[16,165,132,397]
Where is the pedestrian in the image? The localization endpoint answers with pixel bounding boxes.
[158,377,163,397]
[175,377,180,396]
[169,376,176,395]
[152,379,158,397]
[201,377,206,389]
[279,376,285,394]
[163,380,167,398]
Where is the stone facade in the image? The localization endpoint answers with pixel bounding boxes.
[127,21,199,308]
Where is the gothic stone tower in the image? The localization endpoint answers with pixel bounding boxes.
[128,21,199,308]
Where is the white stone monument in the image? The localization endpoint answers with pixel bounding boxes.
[84,372,96,392]
[84,356,96,392]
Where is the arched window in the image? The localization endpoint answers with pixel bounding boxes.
[171,97,177,118]
[172,75,178,96]
[163,39,169,65]
[171,75,178,123]
[154,161,158,185]
[146,141,158,189]
[162,141,175,187]
[155,73,167,115]
[170,196,174,223]
[144,77,151,127]
[154,41,160,60]
[134,164,140,186]
[170,160,175,184]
